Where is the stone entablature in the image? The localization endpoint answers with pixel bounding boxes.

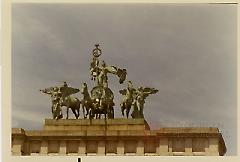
[12,119,226,156]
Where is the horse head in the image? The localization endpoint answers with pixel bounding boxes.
[81,83,88,94]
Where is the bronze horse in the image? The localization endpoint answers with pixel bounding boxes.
[40,86,81,119]
[80,83,114,119]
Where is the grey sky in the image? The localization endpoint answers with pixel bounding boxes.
[12,4,237,155]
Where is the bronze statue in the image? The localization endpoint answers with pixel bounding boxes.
[90,45,127,88]
[59,82,81,119]
[91,60,127,88]
[80,82,114,119]
[40,82,81,119]
[120,82,158,118]
[40,44,158,120]
[80,83,94,118]
[40,87,63,119]
[90,45,101,81]
[85,44,126,119]
[132,87,158,118]
[119,81,136,118]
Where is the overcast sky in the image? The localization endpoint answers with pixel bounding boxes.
[12,4,237,155]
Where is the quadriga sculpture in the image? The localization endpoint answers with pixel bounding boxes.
[40,44,158,120]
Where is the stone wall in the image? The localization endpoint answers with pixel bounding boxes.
[12,119,226,156]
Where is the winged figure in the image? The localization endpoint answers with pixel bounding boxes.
[132,87,158,118]
[40,82,81,119]
[119,81,158,118]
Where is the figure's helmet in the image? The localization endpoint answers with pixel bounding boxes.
[81,83,87,92]
[128,81,133,87]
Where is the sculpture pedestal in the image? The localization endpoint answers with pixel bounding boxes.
[12,118,226,156]
[44,118,150,131]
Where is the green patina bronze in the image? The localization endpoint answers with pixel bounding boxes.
[40,44,158,119]
[40,82,81,119]
[119,81,158,118]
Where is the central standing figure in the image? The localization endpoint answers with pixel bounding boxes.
[83,44,127,119]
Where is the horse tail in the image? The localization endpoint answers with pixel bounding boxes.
[80,99,86,118]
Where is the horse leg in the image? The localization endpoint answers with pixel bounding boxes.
[77,108,80,119]
[126,109,129,118]
[82,105,85,118]
[51,106,55,119]
[121,103,125,116]
[89,109,91,119]
[77,102,81,117]
[126,107,130,118]
[88,109,91,119]
[66,107,69,119]
[76,107,79,119]
[83,105,86,119]
[111,107,114,119]
[120,103,123,115]
[86,107,90,119]
[112,107,114,119]
[85,105,89,117]
[71,108,78,119]
[89,109,93,119]
[77,102,80,119]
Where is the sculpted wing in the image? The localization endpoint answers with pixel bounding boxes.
[143,87,158,94]
[141,87,158,99]
[106,65,127,84]
[60,87,80,98]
